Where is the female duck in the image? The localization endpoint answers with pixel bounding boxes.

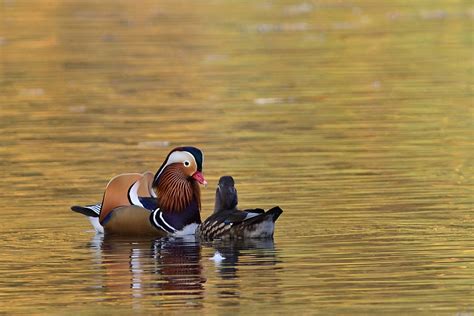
[198,176,283,240]
[71,146,207,236]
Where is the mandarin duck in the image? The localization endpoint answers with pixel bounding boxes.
[198,176,283,240]
[71,146,207,236]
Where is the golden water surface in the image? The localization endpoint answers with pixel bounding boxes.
[0,0,473,314]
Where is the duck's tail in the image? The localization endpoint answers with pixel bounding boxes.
[265,206,283,222]
[243,206,283,225]
[235,206,283,238]
[70,203,101,217]
[71,203,104,234]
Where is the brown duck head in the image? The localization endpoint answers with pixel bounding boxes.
[152,146,207,212]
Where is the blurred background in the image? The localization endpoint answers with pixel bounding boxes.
[0,0,472,314]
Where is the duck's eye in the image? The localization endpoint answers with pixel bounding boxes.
[183,160,191,167]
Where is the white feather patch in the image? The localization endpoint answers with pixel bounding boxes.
[244,212,260,220]
[172,223,199,237]
[88,217,104,234]
[128,181,144,207]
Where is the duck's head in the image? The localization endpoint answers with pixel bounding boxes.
[152,146,207,212]
[153,146,207,187]
[214,176,238,213]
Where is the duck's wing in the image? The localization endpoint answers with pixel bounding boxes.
[71,172,157,221]
[244,207,283,223]
[198,210,238,240]
[96,173,143,223]
[199,207,283,240]
[241,208,265,214]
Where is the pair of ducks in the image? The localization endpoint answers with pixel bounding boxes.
[71,146,282,240]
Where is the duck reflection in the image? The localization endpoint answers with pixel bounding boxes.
[207,239,279,279]
[88,234,205,306]
[87,235,280,307]
[203,238,281,301]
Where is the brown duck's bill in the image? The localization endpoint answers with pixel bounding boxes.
[192,171,208,186]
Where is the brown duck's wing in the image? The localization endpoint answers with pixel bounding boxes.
[71,172,156,221]
[138,171,156,197]
[99,173,144,223]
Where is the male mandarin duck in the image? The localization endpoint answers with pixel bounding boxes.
[71,146,207,236]
[198,176,283,240]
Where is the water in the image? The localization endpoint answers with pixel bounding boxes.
[1,0,473,314]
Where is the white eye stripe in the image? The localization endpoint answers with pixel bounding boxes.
[167,151,196,166]
[155,151,197,181]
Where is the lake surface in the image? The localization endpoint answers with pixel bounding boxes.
[1,0,473,314]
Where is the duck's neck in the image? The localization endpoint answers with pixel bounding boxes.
[155,165,201,212]
[214,189,237,214]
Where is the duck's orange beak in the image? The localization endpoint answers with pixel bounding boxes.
[192,171,208,187]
